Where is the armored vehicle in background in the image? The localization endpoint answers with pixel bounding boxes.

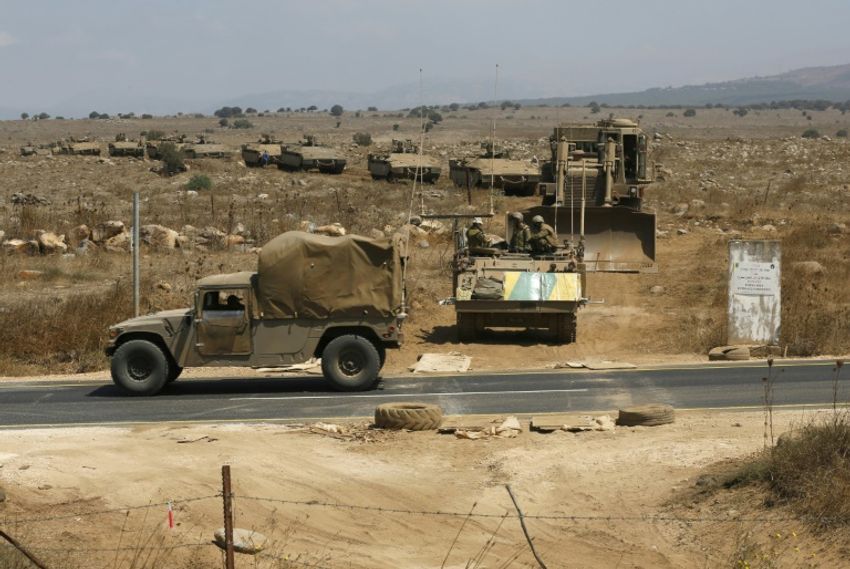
[368,139,441,183]
[241,134,282,167]
[183,135,231,159]
[146,135,187,160]
[108,134,145,158]
[451,217,585,343]
[526,118,656,273]
[19,144,37,157]
[449,142,540,196]
[53,138,101,156]
[278,135,346,174]
[106,231,407,396]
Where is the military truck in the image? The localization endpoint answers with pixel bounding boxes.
[52,138,101,156]
[108,134,145,158]
[527,118,656,273]
[106,231,407,396]
[368,139,441,183]
[182,135,231,159]
[278,135,346,174]
[449,142,540,196]
[451,218,585,343]
[241,134,282,167]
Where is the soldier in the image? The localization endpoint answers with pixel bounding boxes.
[529,215,558,255]
[466,217,487,249]
[509,212,531,253]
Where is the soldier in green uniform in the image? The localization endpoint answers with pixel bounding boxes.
[509,212,531,253]
[466,217,487,249]
[529,215,558,255]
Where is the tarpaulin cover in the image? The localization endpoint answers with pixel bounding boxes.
[257,231,403,319]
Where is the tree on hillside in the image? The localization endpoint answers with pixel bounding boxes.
[330,104,344,117]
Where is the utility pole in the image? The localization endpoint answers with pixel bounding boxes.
[132,191,140,317]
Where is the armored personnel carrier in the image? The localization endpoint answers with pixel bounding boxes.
[19,143,37,157]
[108,134,145,158]
[368,139,441,183]
[53,138,101,156]
[451,216,585,343]
[241,134,282,167]
[182,135,231,159]
[449,142,540,196]
[278,135,346,174]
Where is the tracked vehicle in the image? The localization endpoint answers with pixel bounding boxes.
[53,138,101,156]
[449,142,540,196]
[528,118,656,273]
[108,134,145,158]
[146,135,187,160]
[183,135,231,159]
[368,139,441,183]
[278,135,346,174]
[241,134,282,167]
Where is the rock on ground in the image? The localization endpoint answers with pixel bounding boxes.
[213,528,267,554]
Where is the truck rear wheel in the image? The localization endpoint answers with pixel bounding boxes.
[456,313,476,342]
[111,340,170,396]
[321,335,380,391]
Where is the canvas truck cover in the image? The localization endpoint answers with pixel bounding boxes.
[257,231,404,319]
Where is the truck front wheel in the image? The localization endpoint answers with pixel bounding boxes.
[111,340,170,396]
[321,335,380,392]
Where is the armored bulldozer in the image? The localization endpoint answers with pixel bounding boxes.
[278,135,346,174]
[449,142,540,196]
[182,135,231,159]
[146,135,187,160]
[106,231,407,396]
[108,134,145,158]
[368,139,441,183]
[451,215,585,343]
[53,138,101,156]
[527,118,656,273]
[241,134,282,167]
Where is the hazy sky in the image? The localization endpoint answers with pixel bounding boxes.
[1,0,849,112]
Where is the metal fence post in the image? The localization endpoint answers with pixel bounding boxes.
[222,465,235,569]
[132,191,140,317]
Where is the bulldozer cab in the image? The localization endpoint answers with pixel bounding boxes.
[535,118,656,273]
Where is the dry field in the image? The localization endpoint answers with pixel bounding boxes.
[1,106,849,376]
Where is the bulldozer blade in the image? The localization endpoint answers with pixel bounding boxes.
[524,206,657,273]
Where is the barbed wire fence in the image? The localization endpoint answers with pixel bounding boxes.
[0,464,827,569]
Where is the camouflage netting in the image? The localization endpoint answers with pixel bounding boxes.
[257,231,403,320]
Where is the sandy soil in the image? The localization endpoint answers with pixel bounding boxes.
[1,408,846,568]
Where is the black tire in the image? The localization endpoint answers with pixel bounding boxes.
[374,403,443,430]
[321,335,380,391]
[616,405,675,427]
[111,340,170,396]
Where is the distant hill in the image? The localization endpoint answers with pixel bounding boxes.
[518,63,850,108]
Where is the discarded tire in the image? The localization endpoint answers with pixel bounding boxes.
[616,404,675,427]
[374,403,443,431]
[708,345,750,361]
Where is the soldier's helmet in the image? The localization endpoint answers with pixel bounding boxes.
[472,217,483,226]
[532,215,544,224]
[510,212,523,221]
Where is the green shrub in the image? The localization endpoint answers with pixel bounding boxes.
[683,108,696,117]
[231,118,254,129]
[330,104,344,117]
[141,113,153,119]
[837,129,848,138]
[219,118,229,127]
[352,132,372,146]
[802,128,821,139]
[185,174,212,191]
[392,124,400,131]
[158,142,185,175]
[143,129,165,140]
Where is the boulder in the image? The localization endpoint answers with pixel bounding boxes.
[17,270,44,280]
[3,239,40,256]
[791,261,825,276]
[827,222,847,235]
[213,528,267,555]
[314,223,346,237]
[35,231,68,254]
[417,239,430,249]
[649,285,665,295]
[91,220,125,243]
[140,224,179,250]
[104,232,130,253]
[68,224,91,246]
[224,234,245,248]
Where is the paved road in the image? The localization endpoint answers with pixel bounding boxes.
[0,361,846,428]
